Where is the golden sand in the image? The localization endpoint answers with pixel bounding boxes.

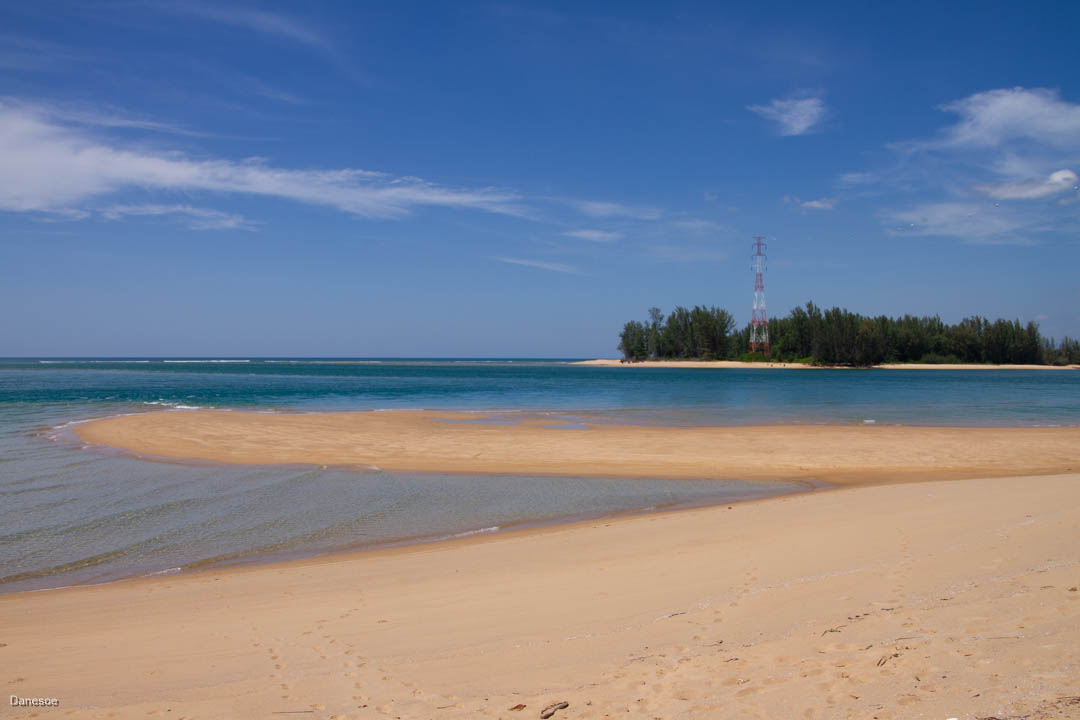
[3,412,1075,718]
[75,409,1080,485]
[4,473,1079,719]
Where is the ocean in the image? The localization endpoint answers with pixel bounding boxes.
[2,358,1077,594]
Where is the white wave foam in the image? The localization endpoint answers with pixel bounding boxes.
[445,526,500,540]
[41,417,96,442]
[143,401,204,410]
[40,359,150,363]
[162,359,250,363]
[43,412,148,442]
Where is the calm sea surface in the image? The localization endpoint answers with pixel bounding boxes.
[2,358,1078,593]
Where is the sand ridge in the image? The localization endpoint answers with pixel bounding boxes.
[74,409,1080,485]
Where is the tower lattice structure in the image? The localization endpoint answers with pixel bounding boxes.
[750,236,769,356]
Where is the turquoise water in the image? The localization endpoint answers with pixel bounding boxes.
[2,358,1078,594]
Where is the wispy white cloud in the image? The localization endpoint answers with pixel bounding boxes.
[747,97,825,136]
[632,217,735,263]
[1,97,212,137]
[830,87,1080,244]
[975,169,1077,200]
[0,103,524,220]
[837,171,877,188]
[562,229,621,242]
[101,204,253,230]
[924,87,1080,150]
[153,3,330,49]
[250,83,309,106]
[886,202,1035,244]
[671,218,728,232]
[0,34,84,72]
[498,257,580,274]
[782,195,837,211]
[568,199,662,220]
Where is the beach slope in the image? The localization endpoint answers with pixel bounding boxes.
[3,473,1079,719]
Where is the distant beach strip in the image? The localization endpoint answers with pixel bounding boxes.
[573,358,1080,369]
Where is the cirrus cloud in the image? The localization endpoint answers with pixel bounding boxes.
[0,102,524,220]
[976,169,1077,200]
[830,87,1080,245]
[101,204,254,230]
[747,97,825,136]
[562,229,622,243]
[498,257,580,274]
[567,199,662,220]
[934,87,1080,149]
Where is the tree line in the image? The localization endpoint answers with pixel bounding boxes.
[618,302,1080,366]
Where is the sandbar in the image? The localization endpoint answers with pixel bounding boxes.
[75,410,1080,485]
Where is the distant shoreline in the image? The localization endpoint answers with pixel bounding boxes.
[573,358,1080,370]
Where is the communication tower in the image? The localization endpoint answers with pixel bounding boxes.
[750,236,769,356]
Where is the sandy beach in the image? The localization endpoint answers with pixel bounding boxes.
[1,414,1071,718]
[573,359,823,369]
[75,410,1080,485]
[574,359,1080,370]
[3,471,1078,719]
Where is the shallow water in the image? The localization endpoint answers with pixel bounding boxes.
[1,358,1077,593]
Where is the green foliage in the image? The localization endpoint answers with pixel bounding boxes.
[619,305,734,361]
[917,353,963,364]
[618,302,1059,366]
[1043,336,1080,365]
[617,320,648,361]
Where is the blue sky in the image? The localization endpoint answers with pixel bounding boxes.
[1,1,1078,357]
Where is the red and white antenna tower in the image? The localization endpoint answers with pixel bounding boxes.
[750,236,769,356]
